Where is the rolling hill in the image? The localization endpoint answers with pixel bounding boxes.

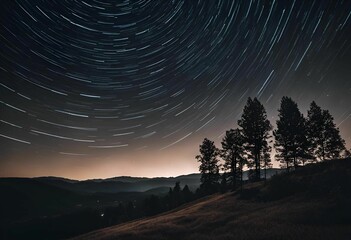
[31,169,282,194]
[72,159,351,240]
[33,174,203,193]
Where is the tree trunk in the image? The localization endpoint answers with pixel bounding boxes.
[231,165,235,190]
[255,153,259,181]
[240,162,243,192]
[257,152,261,181]
[233,156,237,189]
[322,142,325,161]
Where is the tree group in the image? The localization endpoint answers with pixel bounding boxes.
[196,96,347,194]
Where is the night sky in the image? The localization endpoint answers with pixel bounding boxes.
[1,0,351,179]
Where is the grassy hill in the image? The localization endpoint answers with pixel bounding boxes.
[72,159,351,240]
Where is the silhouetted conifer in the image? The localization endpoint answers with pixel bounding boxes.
[173,181,181,194]
[221,128,245,189]
[238,97,271,181]
[196,138,220,194]
[173,181,182,206]
[307,101,345,160]
[274,97,311,170]
[182,185,193,202]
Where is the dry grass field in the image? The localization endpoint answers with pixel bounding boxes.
[72,159,351,240]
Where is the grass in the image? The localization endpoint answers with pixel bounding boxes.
[72,159,351,240]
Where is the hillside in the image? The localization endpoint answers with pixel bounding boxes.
[0,178,167,221]
[0,179,174,240]
[73,159,351,240]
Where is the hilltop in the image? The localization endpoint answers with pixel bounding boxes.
[73,159,351,240]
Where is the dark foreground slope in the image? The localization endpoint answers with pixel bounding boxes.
[73,159,351,240]
[0,179,167,240]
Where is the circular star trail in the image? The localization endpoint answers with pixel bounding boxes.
[1,0,351,178]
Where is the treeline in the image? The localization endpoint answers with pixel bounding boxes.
[102,182,195,225]
[101,97,350,232]
[196,96,350,194]
[4,182,195,240]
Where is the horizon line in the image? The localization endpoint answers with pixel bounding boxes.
[0,167,283,181]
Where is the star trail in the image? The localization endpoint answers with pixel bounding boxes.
[1,0,351,179]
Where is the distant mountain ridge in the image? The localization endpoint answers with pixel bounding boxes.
[3,169,282,194]
[33,173,202,193]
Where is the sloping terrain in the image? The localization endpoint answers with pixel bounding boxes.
[73,159,351,240]
[0,173,202,239]
[0,178,167,222]
[0,179,168,239]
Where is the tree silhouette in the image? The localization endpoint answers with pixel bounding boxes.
[324,125,346,159]
[196,138,220,194]
[170,181,183,207]
[238,97,271,181]
[194,97,349,196]
[182,185,193,202]
[307,101,326,161]
[173,181,181,194]
[274,97,311,170]
[307,101,345,161]
[165,182,191,209]
[221,128,245,189]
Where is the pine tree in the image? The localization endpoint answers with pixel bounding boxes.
[274,97,311,170]
[196,138,220,194]
[221,128,245,189]
[172,181,182,206]
[307,102,345,161]
[173,181,181,194]
[306,101,324,161]
[182,185,193,202]
[324,122,346,159]
[238,97,271,181]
